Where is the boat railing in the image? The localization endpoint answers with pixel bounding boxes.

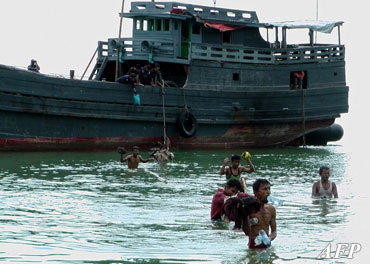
[190,43,345,64]
[97,38,191,63]
[97,39,344,65]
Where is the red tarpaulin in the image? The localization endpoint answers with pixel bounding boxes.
[202,21,244,32]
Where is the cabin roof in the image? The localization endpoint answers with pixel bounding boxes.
[121,1,261,26]
[267,20,344,33]
[121,1,343,32]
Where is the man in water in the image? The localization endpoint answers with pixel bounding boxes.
[312,166,338,198]
[211,179,251,229]
[219,154,255,191]
[118,146,154,169]
[242,179,277,249]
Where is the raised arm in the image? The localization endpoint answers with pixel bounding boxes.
[219,158,229,175]
[121,154,131,163]
[241,158,255,173]
[139,155,154,163]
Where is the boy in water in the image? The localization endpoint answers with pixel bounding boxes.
[219,154,255,192]
[118,146,154,169]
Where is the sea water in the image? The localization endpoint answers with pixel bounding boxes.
[0,145,368,263]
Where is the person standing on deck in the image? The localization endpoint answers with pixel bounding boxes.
[242,179,277,249]
[149,63,163,87]
[219,154,255,192]
[27,59,40,72]
[117,146,154,169]
[312,166,338,198]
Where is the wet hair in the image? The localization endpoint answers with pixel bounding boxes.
[319,166,329,175]
[252,179,271,193]
[231,154,241,162]
[154,62,160,68]
[241,197,261,215]
[226,179,242,190]
[132,146,139,150]
[135,64,141,69]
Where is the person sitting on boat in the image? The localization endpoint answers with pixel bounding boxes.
[149,63,164,87]
[117,146,154,169]
[116,73,136,86]
[211,179,253,229]
[128,64,143,86]
[27,59,40,73]
[139,64,152,85]
[150,137,174,163]
[242,179,277,249]
[219,154,255,192]
[312,166,338,198]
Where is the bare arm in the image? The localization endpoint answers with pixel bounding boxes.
[312,182,319,197]
[242,216,250,236]
[219,158,229,175]
[269,205,277,241]
[332,182,339,198]
[139,155,154,163]
[121,154,131,163]
[241,158,255,173]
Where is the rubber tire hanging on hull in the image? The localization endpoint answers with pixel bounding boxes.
[176,112,197,138]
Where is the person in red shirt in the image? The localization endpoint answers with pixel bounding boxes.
[211,179,254,229]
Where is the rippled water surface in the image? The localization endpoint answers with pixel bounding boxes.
[0,146,368,263]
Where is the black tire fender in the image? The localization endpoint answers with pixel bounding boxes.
[176,112,197,138]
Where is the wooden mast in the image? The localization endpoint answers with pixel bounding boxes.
[115,0,125,81]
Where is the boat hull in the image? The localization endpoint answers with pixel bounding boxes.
[0,64,347,151]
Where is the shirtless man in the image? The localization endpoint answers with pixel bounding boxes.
[312,166,338,198]
[242,179,277,249]
[219,154,255,192]
[118,146,154,169]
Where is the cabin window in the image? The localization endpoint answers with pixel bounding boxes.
[164,19,170,31]
[233,73,239,81]
[192,24,200,35]
[156,19,162,31]
[148,19,154,31]
[143,19,148,31]
[135,19,141,30]
[223,31,231,43]
[174,21,178,30]
[227,12,236,17]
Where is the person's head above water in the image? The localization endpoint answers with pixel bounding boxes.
[230,154,241,168]
[252,179,271,204]
[224,179,242,196]
[319,166,330,182]
[132,146,139,156]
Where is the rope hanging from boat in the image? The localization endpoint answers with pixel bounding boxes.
[181,69,190,111]
[160,81,167,145]
[301,83,306,146]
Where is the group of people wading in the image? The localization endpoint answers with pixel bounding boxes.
[117,145,338,250]
[211,152,338,250]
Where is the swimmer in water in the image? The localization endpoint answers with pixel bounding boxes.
[118,146,154,169]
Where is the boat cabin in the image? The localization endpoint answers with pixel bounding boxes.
[88,1,344,90]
